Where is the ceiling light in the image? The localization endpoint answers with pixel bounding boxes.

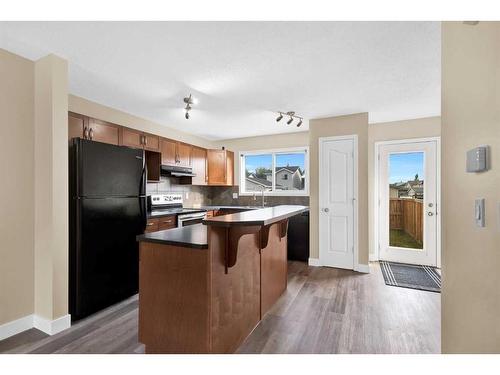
[275,111,303,127]
[183,94,195,120]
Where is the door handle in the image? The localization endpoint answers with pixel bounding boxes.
[427,212,434,216]
[323,208,330,213]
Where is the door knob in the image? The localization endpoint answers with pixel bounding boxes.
[427,212,434,216]
[323,208,330,213]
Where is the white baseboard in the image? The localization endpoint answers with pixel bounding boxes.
[354,263,370,273]
[34,314,71,335]
[369,253,378,262]
[308,257,321,266]
[0,315,34,341]
[0,313,71,341]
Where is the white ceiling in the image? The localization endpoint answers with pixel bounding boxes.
[0,22,440,140]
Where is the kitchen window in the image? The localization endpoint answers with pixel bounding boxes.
[239,147,309,196]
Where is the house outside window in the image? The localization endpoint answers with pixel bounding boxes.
[239,147,309,196]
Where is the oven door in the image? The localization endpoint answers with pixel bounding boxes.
[178,212,207,227]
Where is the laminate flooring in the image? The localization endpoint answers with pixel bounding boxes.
[0,262,440,354]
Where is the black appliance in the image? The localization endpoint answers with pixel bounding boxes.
[287,209,310,262]
[69,138,147,321]
[147,193,207,226]
[160,164,196,177]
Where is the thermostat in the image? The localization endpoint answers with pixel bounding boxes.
[466,146,489,173]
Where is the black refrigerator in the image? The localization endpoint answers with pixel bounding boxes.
[69,138,147,321]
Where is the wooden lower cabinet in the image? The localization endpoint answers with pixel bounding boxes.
[158,215,176,231]
[138,222,287,353]
[145,216,177,233]
[145,218,159,233]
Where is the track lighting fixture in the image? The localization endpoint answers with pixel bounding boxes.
[275,111,304,127]
[183,94,196,120]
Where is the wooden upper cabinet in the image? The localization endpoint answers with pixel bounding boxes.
[207,149,234,186]
[119,128,159,151]
[191,146,208,186]
[160,139,192,167]
[120,127,144,149]
[161,138,177,165]
[177,143,192,167]
[68,112,86,140]
[143,133,160,152]
[87,118,119,145]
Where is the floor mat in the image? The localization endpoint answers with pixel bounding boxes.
[380,261,441,293]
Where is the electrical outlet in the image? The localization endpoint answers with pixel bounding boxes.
[232,192,238,199]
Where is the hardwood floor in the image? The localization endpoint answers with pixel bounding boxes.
[0,262,440,354]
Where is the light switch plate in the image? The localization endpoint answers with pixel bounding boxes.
[232,193,238,199]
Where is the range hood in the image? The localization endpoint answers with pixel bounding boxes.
[160,164,196,178]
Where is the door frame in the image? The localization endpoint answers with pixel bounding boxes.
[373,137,441,268]
[318,134,362,272]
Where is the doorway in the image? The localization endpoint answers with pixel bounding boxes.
[319,135,358,270]
[376,138,440,267]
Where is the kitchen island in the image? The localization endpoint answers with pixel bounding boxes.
[136,205,308,353]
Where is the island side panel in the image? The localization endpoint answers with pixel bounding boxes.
[260,222,288,317]
[138,242,210,353]
[208,226,261,353]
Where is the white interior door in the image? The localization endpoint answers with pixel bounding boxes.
[319,137,356,270]
[378,140,438,266]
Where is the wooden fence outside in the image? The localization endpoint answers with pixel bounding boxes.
[389,198,423,244]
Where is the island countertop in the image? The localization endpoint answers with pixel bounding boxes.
[202,205,309,227]
[136,223,208,249]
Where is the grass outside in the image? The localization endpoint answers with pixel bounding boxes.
[390,229,422,249]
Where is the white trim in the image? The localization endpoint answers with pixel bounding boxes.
[373,136,441,268]
[354,263,370,273]
[369,253,379,262]
[318,134,359,271]
[0,313,71,340]
[238,146,309,197]
[33,314,71,336]
[0,315,34,341]
[308,257,321,266]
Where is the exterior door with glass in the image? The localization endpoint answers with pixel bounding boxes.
[378,140,439,266]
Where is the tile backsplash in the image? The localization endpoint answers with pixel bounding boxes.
[147,178,309,208]
[146,177,211,207]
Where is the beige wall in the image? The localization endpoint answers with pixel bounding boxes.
[69,95,215,149]
[441,22,500,353]
[214,131,309,186]
[309,113,369,264]
[368,117,441,256]
[33,54,69,321]
[0,49,35,326]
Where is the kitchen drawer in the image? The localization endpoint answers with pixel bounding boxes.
[145,218,159,233]
[158,215,177,231]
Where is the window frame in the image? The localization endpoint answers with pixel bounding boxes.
[238,146,309,196]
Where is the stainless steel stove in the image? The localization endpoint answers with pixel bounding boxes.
[147,193,207,226]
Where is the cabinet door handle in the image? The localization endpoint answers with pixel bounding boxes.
[83,127,89,139]
[144,135,148,145]
[89,128,94,140]
[146,223,155,226]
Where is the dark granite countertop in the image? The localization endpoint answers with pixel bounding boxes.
[203,205,309,227]
[188,205,260,211]
[136,224,208,249]
[147,208,207,219]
